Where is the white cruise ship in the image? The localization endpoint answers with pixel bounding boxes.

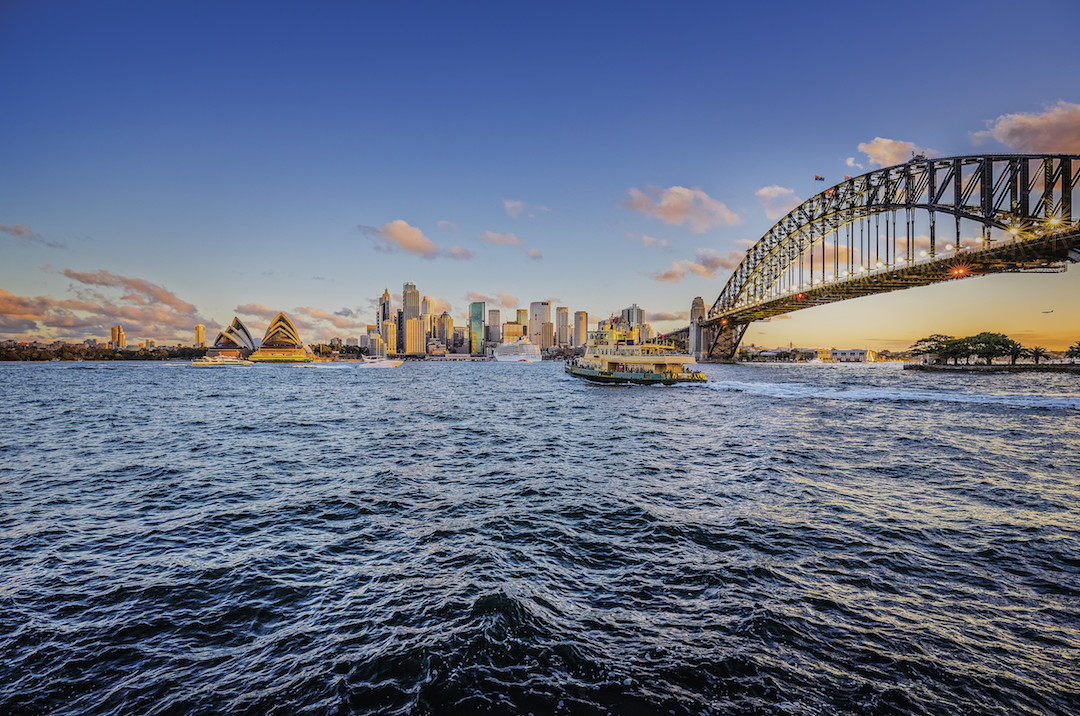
[493,338,542,362]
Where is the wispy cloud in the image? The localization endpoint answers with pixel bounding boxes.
[526,248,542,260]
[619,186,739,233]
[503,199,549,220]
[1,223,65,249]
[651,249,744,283]
[645,311,689,322]
[856,137,937,168]
[1,268,216,342]
[63,269,196,314]
[972,101,1080,153]
[480,231,522,246]
[845,157,864,170]
[436,220,457,230]
[360,220,472,260]
[465,291,519,309]
[754,185,802,221]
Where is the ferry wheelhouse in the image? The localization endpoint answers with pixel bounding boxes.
[565,325,706,385]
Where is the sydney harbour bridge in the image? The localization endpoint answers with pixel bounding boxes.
[682,153,1080,361]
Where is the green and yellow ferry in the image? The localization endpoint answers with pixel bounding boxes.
[565,324,706,385]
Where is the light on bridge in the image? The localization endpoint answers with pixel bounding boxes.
[1010,227,1019,235]
[919,251,928,257]
[1050,217,1060,225]
[945,244,954,250]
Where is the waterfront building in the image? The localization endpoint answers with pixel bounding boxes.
[469,302,485,355]
[541,322,554,349]
[516,309,528,326]
[404,317,425,355]
[555,307,569,347]
[574,311,588,347]
[145,338,156,348]
[194,323,205,348]
[529,301,550,345]
[621,304,644,329]
[346,337,359,346]
[368,334,386,357]
[207,316,257,358]
[249,312,313,362]
[452,326,467,352]
[330,337,343,347]
[487,309,501,343]
[831,348,878,363]
[381,319,397,355]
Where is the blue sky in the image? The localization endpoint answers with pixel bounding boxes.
[2,0,1079,348]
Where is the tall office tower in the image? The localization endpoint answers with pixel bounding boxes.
[621,303,644,328]
[116,326,126,349]
[529,301,550,345]
[395,309,405,353]
[145,338,156,348]
[404,318,425,355]
[194,324,205,348]
[541,322,554,349]
[421,296,433,338]
[110,325,118,349]
[381,319,397,355]
[403,282,420,321]
[378,288,392,325]
[487,309,501,343]
[469,302,485,354]
[555,307,569,346]
[436,312,453,345]
[574,311,588,347]
[690,296,705,324]
[503,322,524,340]
[516,309,528,326]
[368,334,385,357]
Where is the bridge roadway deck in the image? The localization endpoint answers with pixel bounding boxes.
[702,228,1080,330]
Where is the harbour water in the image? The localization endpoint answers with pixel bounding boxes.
[1,361,1078,715]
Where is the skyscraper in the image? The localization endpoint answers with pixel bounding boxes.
[529,301,550,345]
[469,301,485,355]
[194,323,205,348]
[404,318,425,355]
[516,309,528,326]
[110,325,126,349]
[574,311,588,347]
[403,282,420,321]
[436,312,453,345]
[378,288,392,325]
[555,307,569,347]
[487,309,501,343]
[621,303,644,328]
[381,319,397,356]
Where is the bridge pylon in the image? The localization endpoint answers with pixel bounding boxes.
[692,320,748,362]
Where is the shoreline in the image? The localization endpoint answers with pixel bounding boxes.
[903,363,1080,374]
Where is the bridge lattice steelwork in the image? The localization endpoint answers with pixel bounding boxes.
[696,154,1080,360]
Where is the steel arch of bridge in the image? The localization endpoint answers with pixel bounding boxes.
[699,154,1080,359]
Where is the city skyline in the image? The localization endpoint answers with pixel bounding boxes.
[2,2,1079,349]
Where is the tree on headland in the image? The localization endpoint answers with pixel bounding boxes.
[1066,341,1080,361]
[938,337,973,365]
[1006,339,1027,366]
[968,332,1014,365]
[910,334,953,361]
[1026,345,1049,364]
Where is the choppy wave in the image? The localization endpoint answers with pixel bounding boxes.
[1,361,1078,715]
[707,378,1080,410]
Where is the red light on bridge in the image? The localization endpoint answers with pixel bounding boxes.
[796,292,805,300]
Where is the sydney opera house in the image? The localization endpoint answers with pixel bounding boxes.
[206,312,313,363]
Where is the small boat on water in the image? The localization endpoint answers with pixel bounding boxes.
[359,356,403,368]
[191,356,253,367]
[493,337,542,362]
[565,325,705,385]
